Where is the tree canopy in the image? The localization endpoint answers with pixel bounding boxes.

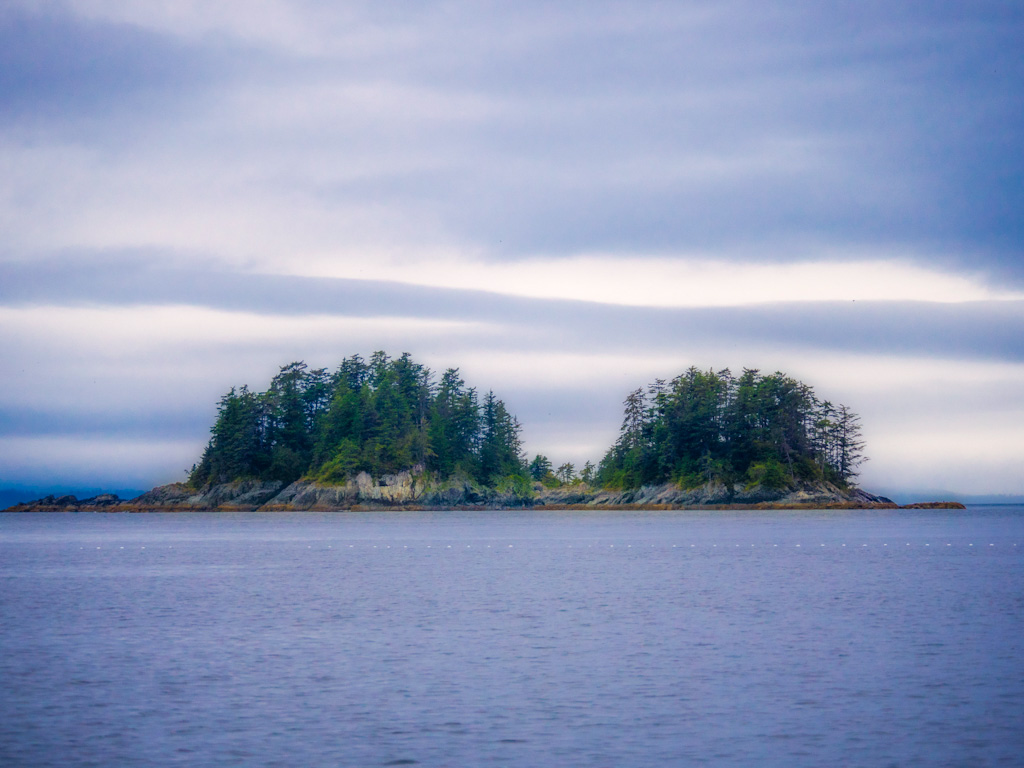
[189,353,527,488]
[190,357,868,497]
[597,367,866,490]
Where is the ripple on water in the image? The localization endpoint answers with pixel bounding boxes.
[0,508,1022,767]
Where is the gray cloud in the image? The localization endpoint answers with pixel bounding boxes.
[0,8,230,131]
[317,0,1024,277]
[0,405,209,440]
[2,256,1021,362]
[2,1,1023,496]
[2,2,1021,279]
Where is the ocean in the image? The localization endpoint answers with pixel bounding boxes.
[2,507,1021,767]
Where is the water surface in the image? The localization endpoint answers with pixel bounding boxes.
[2,507,1021,766]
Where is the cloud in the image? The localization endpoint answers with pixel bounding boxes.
[1,2,1022,496]
[279,253,1023,307]
[2,259,1024,366]
[0,6,227,128]
[8,325,1023,495]
[0,435,201,488]
[2,1,1021,279]
[869,414,1024,497]
[1,280,1022,493]
[0,405,209,440]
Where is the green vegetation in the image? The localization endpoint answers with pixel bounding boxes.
[189,357,867,500]
[189,353,527,489]
[596,367,866,491]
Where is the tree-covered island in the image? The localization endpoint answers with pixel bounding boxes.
[12,351,958,512]
[188,352,530,497]
[148,352,888,510]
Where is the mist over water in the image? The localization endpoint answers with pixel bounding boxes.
[2,508,1022,767]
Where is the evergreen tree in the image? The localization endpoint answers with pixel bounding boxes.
[556,462,576,484]
[478,391,526,484]
[598,366,868,490]
[190,386,268,485]
[189,352,526,491]
[834,405,867,482]
[428,368,480,478]
[529,454,553,481]
[265,362,313,483]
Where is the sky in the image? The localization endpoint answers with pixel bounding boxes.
[1,0,1022,503]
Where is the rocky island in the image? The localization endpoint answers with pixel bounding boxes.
[4,353,964,512]
[6,474,963,512]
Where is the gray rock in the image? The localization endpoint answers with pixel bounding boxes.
[112,472,896,512]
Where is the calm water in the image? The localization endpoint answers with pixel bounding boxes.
[1,508,1022,767]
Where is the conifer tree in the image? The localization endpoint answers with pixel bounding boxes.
[597,367,867,490]
[189,352,527,491]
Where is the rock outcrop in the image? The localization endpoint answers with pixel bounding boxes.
[6,473,965,512]
[131,480,286,509]
[5,492,125,512]
[532,480,898,509]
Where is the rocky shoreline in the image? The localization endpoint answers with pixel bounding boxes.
[3,469,965,512]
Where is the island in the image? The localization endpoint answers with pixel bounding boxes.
[5,352,964,512]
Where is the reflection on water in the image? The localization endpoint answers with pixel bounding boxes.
[1,508,1022,767]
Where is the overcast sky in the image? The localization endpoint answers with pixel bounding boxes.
[1,1,1022,501]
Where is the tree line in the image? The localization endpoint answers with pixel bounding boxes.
[594,367,865,490]
[189,353,527,489]
[189,355,867,494]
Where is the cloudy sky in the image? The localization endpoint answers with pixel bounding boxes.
[1,0,1022,502]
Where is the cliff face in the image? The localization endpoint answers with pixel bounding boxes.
[5,472,911,512]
